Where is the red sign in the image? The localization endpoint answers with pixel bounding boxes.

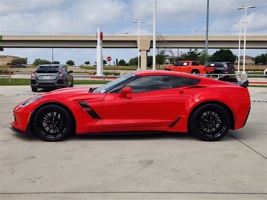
[107,56,112,62]
[96,32,103,40]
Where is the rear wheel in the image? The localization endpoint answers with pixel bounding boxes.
[189,104,230,141]
[191,70,200,74]
[32,104,73,141]
[31,87,38,92]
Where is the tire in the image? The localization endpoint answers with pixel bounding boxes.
[189,104,230,141]
[70,78,74,87]
[31,87,38,92]
[32,104,73,141]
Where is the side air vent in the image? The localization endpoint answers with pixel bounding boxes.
[78,102,101,119]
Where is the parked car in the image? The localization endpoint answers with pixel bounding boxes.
[11,70,251,142]
[204,62,235,74]
[31,64,73,92]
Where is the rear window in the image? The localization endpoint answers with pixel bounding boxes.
[36,66,60,73]
[173,76,200,88]
[226,63,234,68]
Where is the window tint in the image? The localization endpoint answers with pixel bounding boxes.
[226,63,234,68]
[174,62,189,66]
[173,76,200,88]
[125,75,173,93]
[191,61,199,66]
[36,65,59,73]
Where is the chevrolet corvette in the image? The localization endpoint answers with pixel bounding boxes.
[11,70,251,141]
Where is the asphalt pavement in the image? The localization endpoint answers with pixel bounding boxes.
[0,85,266,200]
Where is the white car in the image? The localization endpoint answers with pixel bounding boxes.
[264,68,267,77]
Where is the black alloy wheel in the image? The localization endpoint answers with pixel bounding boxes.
[32,104,73,141]
[189,104,230,141]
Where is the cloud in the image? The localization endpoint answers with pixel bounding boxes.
[0,0,266,64]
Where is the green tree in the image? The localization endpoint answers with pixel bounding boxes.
[10,58,27,65]
[198,50,210,64]
[66,60,74,66]
[210,49,236,63]
[156,50,166,69]
[84,61,90,65]
[179,49,200,61]
[33,58,51,65]
[52,61,60,64]
[253,53,267,65]
[118,59,126,66]
[147,56,153,67]
[129,57,138,66]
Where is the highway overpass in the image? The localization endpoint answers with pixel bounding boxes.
[0,35,266,69]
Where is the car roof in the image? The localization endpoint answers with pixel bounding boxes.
[133,70,200,79]
[38,64,65,67]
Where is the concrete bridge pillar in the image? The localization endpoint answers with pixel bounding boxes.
[139,38,151,70]
[140,50,148,70]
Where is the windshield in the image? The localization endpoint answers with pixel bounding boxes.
[93,73,136,93]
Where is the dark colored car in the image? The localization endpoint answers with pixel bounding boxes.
[31,64,73,92]
[204,62,235,74]
[11,70,251,142]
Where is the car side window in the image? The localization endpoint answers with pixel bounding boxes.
[173,76,200,88]
[125,75,173,93]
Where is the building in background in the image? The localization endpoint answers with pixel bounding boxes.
[0,55,20,66]
[236,55,255,65]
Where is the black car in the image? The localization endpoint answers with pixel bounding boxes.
[31,64,73,92]
[204,62,235,74]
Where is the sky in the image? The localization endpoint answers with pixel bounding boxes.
[0,0,266,65]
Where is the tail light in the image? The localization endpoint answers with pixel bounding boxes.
[31,72,36,78]
[59,72,64,77]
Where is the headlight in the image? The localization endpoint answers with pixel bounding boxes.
[20,96,43,107]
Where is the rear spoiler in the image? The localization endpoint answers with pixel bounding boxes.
[218,76,249,88]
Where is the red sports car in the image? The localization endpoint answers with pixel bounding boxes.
[11,70,251,141]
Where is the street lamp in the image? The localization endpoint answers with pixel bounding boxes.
[133,20,145,70]
[152,0,156,70]
[237,5,256,81]
[235,20,244,76]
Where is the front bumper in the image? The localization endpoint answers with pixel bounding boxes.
[10,125,32,135]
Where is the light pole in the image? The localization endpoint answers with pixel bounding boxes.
[133,20,145,70]
[237,5,256,81]
[152,0,156,70]
[205,0,209,62]
[235,20,243,77]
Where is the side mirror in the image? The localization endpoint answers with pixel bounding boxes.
[119,87,132,99]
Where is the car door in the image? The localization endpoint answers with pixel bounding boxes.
[174,62,190,73]
[101,75,182,132]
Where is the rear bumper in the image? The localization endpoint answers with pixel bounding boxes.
[31,78,67,88]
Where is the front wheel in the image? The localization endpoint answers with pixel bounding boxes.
[189,104,230,141]
[32,104,74,141]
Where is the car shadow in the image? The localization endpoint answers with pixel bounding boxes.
[11,130,234,142]
[70,132,196,142]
